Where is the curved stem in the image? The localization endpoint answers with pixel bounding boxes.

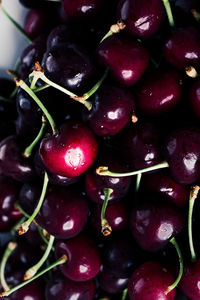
[165,237,183,294]
[162,0,175,29]
[96,161,169,177]
[135,173,142,194]
[33,84,50,93]
[0,3,32,44]
[0,242,17,292]
[15,203,30,219]
[18,172,49,235]
[15,79,57,135]
[121,288,128,300]
[0,255,67,297]
[188,185,200,263]
[101,188,113,236]
[23,117,47,158]
[24,235,55,280]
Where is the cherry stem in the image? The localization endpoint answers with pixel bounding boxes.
[121,288,128,300]
[0,242,17,292]
[100,20,126,43]
[188,185,200,263]
[18,172,49,235]
[96,161,169,177]
[15,79,58,135]
[185,66,199,78]
[165,237,183,294]
[101,188,113,236]
[0,96,13,103]
[135,173,142,194]
[24,235,55,280]
[162,0,176,29]
[0,255,67,297]
[23,116,47,158]
[33,84,50,93]
[0,2,32,44]
[191,9,200,22]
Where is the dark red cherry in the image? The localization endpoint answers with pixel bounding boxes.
[0,136,35,182]
[19,0,58,9]
[128,261,176,300]
[36,186,89,239]
[141,170,190,208]
[117,0,164,39]
[55,234,101,281]
[40,121,98,178]
[179,259,200,300]
[136,69,183,115]
[164,27,200,70]
[18,181,41,216]
[24,9,48,39]
[91,201,129,233]
[45,273,95,300]
[97,267,128,294]
[97,35,149,86]
[189,78,200,119]
[85,152,131,204]
[82,84,136,136]
[8,280,44,300]
[24,222,43,246]
[42,43,96,93]
[0,176,21,232]
[130,201,184,252]
[163,127,200,185]
[120,122,161,170]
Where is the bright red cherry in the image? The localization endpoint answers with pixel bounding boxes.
[39,121,98,178]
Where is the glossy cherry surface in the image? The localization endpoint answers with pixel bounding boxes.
[130,201,184,251]
[55,234,101,281]
[97,35,149,86]
[136,69,183,115]
[40,121,98,178]
[18,181,41,215]
[24,9,48,39]
[8,280,44,300]
[117,0,164,38]
[45,273,95,300]
[128,261,176,300]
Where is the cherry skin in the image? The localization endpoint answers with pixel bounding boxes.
[36,186,89,239]
[117,0,164,39]
[82,84,136,136]
[85,152,131,203]
[24,9,48,39]
[8,280,44,300]
[45,273,95,300]
[128,261,176,300]
[189,78,200,119]
[18,181,41,216]
[0,135,35,182]
[55,234,101,281]
[164,27,200,70]
[97,34,149,86]
[136,69,183,115]
[130,201,184,252]
[163,127,200,185]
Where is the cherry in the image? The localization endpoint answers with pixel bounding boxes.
[45,272,95,300]
[97,34,149,86]
[117,0,164,39]
[24,223,43,246]
[128,261,176,300]
[120,122,162,170]
[97,267,128,294]
[7,280,44,300]
[82,84,136,136]
[135,68,183,115]
[40,121,98,178]
[189,78,200,119]
[18,181,41,216]
[0,176,21,232]
[36,186,89,239]
[24,9,48,39]
[130,201,184,252]
[85,152,131,203]
[55,234,101,281]
[0,135,36,182]
[164,27,200,70]
[140,170,190,208]
[163,127,200,185]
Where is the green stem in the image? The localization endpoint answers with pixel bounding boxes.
[0,242,17,292]
[24,235,55,280]
[162,0,175,29]
[9,86,18,99]
[191,9,200,22]
[0,96,13,103]
[82,69,108,99]
[33,84,50,93]
[96,161,169,177]
[101,188,113,236]
[18,172,49,235]
[15,203,30,219]
[121,288,128,300]
[135,173,142,194]
[23,117,47,158]
[165,238,183,294]
[188,186,200,263]
[16,79,57,135]
[0,255,67,297]
[100,20,126,43]
[0,4,32,44]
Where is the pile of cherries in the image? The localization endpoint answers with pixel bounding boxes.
[0,0,200,299]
